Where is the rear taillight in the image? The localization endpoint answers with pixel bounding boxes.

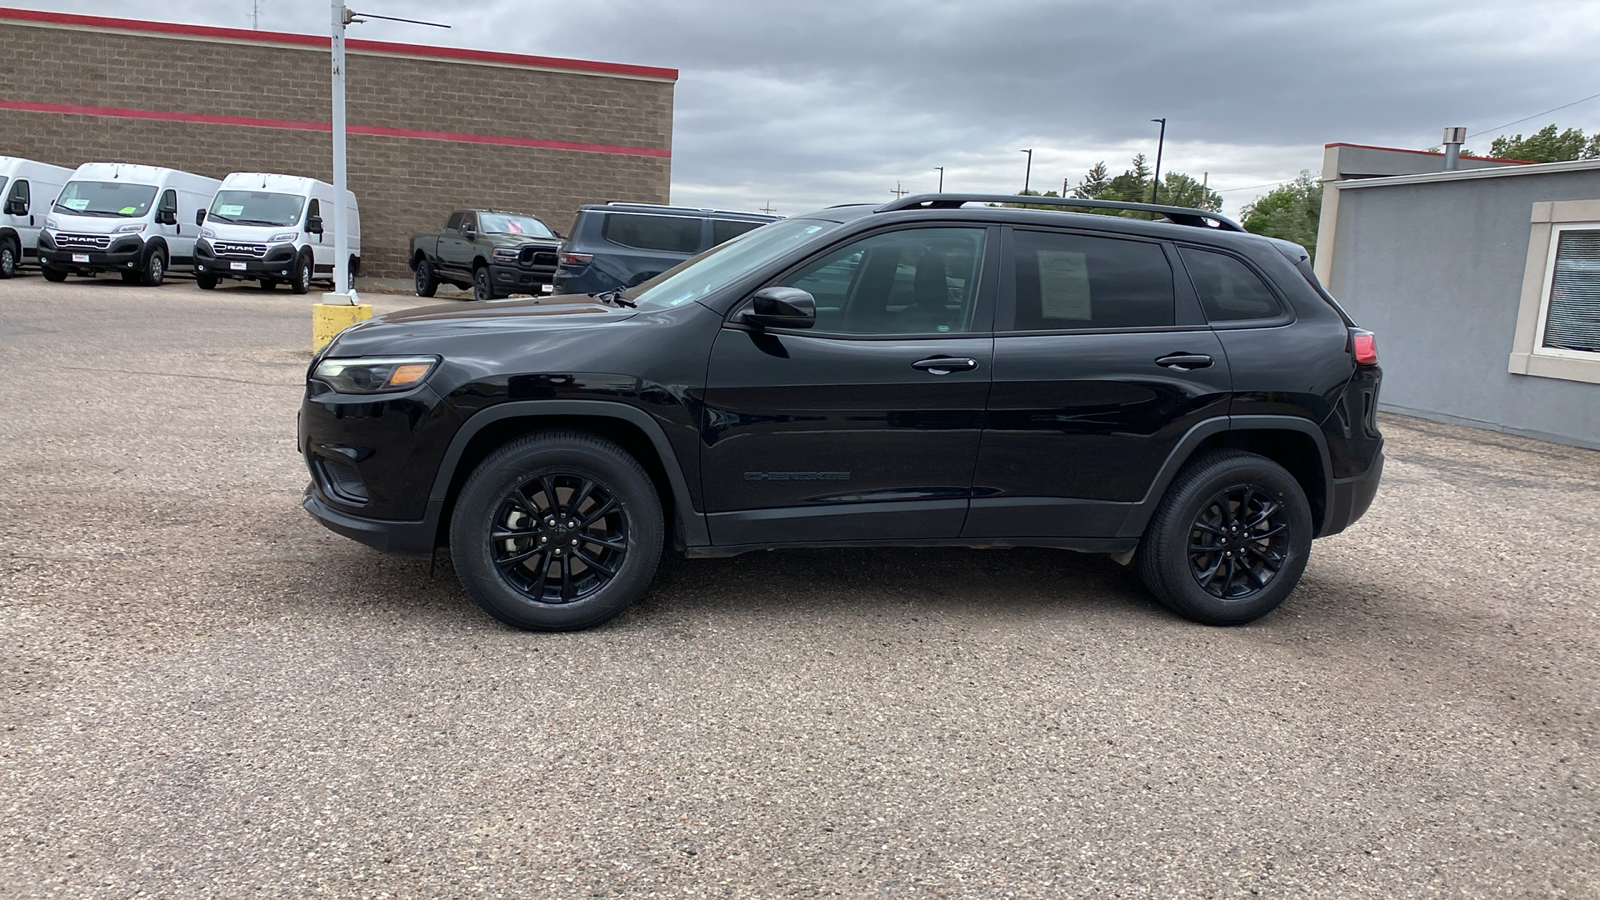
[560,252,592,266]
[1350,328,1378,365]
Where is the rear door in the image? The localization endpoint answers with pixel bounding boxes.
[701,224,998,545]
[964,226,1231,539]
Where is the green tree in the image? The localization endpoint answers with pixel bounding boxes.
[1072,161,1110,198]
[1489,124,1600,162]
[1067,155,1221,217]
[1240,171,1322,248]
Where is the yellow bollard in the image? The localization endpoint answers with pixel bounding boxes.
[312,292,373,352]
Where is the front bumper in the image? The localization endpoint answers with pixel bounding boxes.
[489,262,556,295]
[302,485,438,555]
[196,241,299,281]
[1322,448,1383,537]
[39,239,144,273]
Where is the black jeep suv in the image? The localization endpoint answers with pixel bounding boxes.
[300,195,1383,631]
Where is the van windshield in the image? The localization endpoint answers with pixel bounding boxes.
[479,213,553,238]
[209,190,305,227]
[54,181,159,218]
[629,218,839,310]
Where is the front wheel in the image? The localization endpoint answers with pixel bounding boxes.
[196,274,218,290]
[472,265,495,301]
[41,264,68,283]
[259,279,277,290]
[0,238,17,278]
[449,430,664,631]
[1137,450,1313,626]
[289,254,313,295]
[140,249,166,287]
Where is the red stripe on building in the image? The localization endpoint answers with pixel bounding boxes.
[0,6,678,82]
[0,99,672,159]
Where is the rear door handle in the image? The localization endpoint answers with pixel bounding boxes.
[912,356,979,374]
[1155,353,1214,371]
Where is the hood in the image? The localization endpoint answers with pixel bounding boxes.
[47,210,149,234]
[326,295,635,356]
[482,232,560,250]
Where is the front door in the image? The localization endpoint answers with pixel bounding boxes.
[965,226,1232,539]
[701,225,997,546]
[3,179,39,259]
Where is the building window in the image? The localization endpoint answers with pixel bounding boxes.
[1509,201,1600,385]
[1539,227,1600,356]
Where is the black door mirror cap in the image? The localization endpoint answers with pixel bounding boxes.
[195,209,206,225]
[743,286,817,329]
[5,200,26,216]
[306,216,324,235]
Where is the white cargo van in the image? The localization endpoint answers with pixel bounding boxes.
[40,163,220,286]
[195,173,360,294]
[0,156,73,279]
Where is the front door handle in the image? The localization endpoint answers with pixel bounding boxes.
[912,356,979,374]
[1155,353,1214,371]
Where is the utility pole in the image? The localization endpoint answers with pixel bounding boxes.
[935,167,944,192]
[760,201,775,215]
[890,182,908,199]
[1020,149,1033,194]
[1149,118,1167,205]
[1062,177,1069,197]
[252,0,261,29]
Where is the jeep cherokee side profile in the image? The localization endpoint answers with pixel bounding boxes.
[301,195,1383,631]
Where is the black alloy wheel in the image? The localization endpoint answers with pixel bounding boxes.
[1137,450,1312,626]
[141,249,166,287]
[450,431,663,631]
[0,238,16,278]
[414,259,439,297]
[473,265,494,301]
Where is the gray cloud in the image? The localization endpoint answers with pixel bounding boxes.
[19,0,1600,214]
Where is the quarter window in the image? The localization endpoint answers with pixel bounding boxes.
[1540,228,1600,355]
[775,227,986,336]
[603,214,703,254]
[1179,247,1282,322]
[1008,230,1174,330]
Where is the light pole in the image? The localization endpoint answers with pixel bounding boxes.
[1149,118,1166,205]
[935,166,944,193]
[1020,149,1033,194]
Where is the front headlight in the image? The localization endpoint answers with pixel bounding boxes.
[44,216,59,230]
[114,223,146,234]
[270,232,299,243]
[492,247,520,261]
[200,227,216,239]
[311,356,439,394]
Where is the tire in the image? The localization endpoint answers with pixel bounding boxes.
[259,279,277,291]
[414,259,439,297]
[140,249,166,287]
[41,264,67,283]
[472,264,495,302]
[449,430,664,631]
[0,238,17,279]
[121,271,141,284]
[196,274,218,290]
[1137,450,1313,626]
[289,253,313,295]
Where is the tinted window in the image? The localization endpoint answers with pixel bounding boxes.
[459,211,477,232]
[712,219,764,245]
[603,213,702,254]
[1009,230,1173,330]
[777,227,986,336]
[445,211,463,232]
[1180,247,1282,322]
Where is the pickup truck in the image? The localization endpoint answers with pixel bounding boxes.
[409,209,562,301]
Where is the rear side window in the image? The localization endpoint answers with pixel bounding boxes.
[603,213,702,254]
[1179,247,1282,322]
[1008,230,1174,330]
[712,219,764,245]
[445,211,463,232]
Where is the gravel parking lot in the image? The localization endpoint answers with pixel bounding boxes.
[2,276,1597,898]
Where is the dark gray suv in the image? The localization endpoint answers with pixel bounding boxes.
[552,202,778,295]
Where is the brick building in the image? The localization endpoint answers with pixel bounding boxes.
[0,7,676,278]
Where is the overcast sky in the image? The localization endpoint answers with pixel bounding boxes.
[21,0,1600,216]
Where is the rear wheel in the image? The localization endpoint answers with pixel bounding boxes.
[414,258,439,297]
[196,274,218,290]
[1137,450,1313,626]
[449,431,664,631]
[0,238,17,278]
[473,264,495,301]
[41,264,67,283]
[140,250,166,287]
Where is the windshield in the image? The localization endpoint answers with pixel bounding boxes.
[209,190,305,227]
[629,218,840,310]
[54,181,159,218]
[479,213,554,238]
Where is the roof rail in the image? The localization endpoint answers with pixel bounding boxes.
[876,193,1245,232]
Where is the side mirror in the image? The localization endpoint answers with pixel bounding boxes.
[743,287,816,329]
[462,227,476,240]
[156,209,177,226]
[4,199,26,216]
[306,215,324,235]
[195,209,206,226]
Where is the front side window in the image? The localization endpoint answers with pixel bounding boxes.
[7,178,28,208]
[1007,230,1173,331]
[445,211,463,232]
[629,217,841,310]
[1179,246,1282,322]
[209,190,305,227]
[479,213,553,238]
[602,213,702,254]
[774,227,986,336]
[54,181,159,218]
[1541,228,1600,355]
[712,219,765,245]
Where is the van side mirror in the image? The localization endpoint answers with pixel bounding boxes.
[156,209,177,226]
[306,215,324,235]
[195,209,206,226]
[3,199,24,216]
[743,287,816,329]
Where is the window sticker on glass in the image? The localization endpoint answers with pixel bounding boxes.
[1037,250,1092,320]
[62,198,90,211]
[218,204,245,216]
[119,206,137,215]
